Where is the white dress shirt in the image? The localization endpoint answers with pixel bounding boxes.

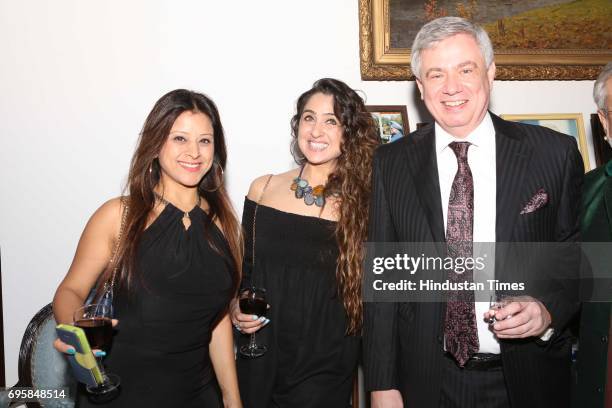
[435,113,500,354]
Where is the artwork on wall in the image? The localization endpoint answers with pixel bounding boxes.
[359,0,612,80]
[501,113,591,170]
[367,105,409,144]
[590,113,612,168]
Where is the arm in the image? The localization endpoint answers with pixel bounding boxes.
[491,141,583,340]
[363,151,403,406]
[543,140,583,337]
[210,313,242,408]
[52,198,123,352]
[231,175,273,334]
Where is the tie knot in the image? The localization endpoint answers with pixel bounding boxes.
[449,141,471,161]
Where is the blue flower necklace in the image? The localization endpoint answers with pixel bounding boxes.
[290,166,326,207]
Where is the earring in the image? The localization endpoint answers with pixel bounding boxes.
[149,157,159,175]
[200,160,224,192]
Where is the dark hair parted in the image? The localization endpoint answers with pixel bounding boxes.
[99,89,242,301]
[291,78,380,335]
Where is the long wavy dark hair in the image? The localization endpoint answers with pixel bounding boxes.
[290,78,380,335]
[98,89,242,300]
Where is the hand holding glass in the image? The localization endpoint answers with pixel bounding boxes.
[74,304,120,394]
[238,287,268,358]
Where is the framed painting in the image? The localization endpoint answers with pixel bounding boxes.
[367,105,410,144]
[359,0,612,80]
[501,113,591,170]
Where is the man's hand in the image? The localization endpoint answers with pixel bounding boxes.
[371,389,403,408]
[485,296,551,339]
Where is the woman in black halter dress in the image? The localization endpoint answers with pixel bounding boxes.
[232,79,379,407]
[53,89,243,407]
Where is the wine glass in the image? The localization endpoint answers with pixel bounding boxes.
[73,304,120,395]
[487,294,512,324]
[238,287,268,358]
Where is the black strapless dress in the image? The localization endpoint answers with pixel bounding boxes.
[79,203,234,407]
[236,197,360,408]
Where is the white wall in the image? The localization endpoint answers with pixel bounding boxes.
[0,0,597,386]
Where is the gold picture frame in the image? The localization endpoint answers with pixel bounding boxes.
[501,113,590,170]
[359,0,611,81]
[366,105,410,144]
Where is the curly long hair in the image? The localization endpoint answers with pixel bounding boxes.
[98,89,242,302]
[290,78,379,335]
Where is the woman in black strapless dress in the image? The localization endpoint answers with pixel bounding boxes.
[53,89,243,407]
[232,78,379,407]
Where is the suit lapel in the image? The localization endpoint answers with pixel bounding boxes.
[604,168,612,229]
[405,124,446,242]
[493,114,532,242]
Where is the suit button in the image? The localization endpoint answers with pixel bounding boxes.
[602,336,608,343]
[437,336,443,344]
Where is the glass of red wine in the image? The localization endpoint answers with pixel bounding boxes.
[238,287,268,358]
[74,303,120,394]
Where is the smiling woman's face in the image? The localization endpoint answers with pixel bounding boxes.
[157,110,215,189]
[297,92,344,167]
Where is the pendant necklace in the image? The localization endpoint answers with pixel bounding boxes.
[290,166,326,207]
[154,192,201,228]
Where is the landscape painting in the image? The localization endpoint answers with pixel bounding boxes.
[359,0,611,80]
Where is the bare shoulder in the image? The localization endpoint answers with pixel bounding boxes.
[86,196,127,240]
[246,174,274,201]
[246,170,298,201]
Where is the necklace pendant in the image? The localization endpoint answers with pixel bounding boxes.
[304,192,315,206]
[182,212,191,230]
[314,195,325,207]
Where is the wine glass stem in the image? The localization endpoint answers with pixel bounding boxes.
[96,356,109,382]
[249,333,257,350]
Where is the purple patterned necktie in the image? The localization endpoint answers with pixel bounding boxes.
[444,141,479,367]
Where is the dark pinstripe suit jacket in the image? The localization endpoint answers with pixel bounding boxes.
[363,113,583,407]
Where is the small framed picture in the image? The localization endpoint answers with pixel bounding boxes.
[366,105,409,144]
[501,113,590,171]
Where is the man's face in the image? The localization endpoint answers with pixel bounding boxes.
[416,33,496,138]
[597,78,612,140]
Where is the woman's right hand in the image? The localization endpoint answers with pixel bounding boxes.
[53,338,106,358]
[230,298,269,334]
[53,338,76,355]
[53,319,118,356]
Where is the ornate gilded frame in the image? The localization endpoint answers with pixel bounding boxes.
[359,0,610,81]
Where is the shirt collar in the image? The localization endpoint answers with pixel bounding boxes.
[435,112,495,154]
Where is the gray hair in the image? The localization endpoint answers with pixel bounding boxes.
[411,17,494,79]
[593,62,612,112]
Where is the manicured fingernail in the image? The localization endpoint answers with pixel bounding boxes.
[258,316,266,323]
[66,348,76,355]
[94,351,106,357]
[251,315,259,321]
[263,318,271,325]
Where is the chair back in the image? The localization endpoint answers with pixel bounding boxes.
[0,303,76,408]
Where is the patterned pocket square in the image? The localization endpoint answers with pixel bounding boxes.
[520,188,549,214]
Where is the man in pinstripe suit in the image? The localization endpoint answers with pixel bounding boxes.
[363,17,583,408]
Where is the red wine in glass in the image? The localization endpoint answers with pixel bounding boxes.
[73,304,120,395]
[239,298,267,318]
[74,317,113,350]
[239,287,268,358]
